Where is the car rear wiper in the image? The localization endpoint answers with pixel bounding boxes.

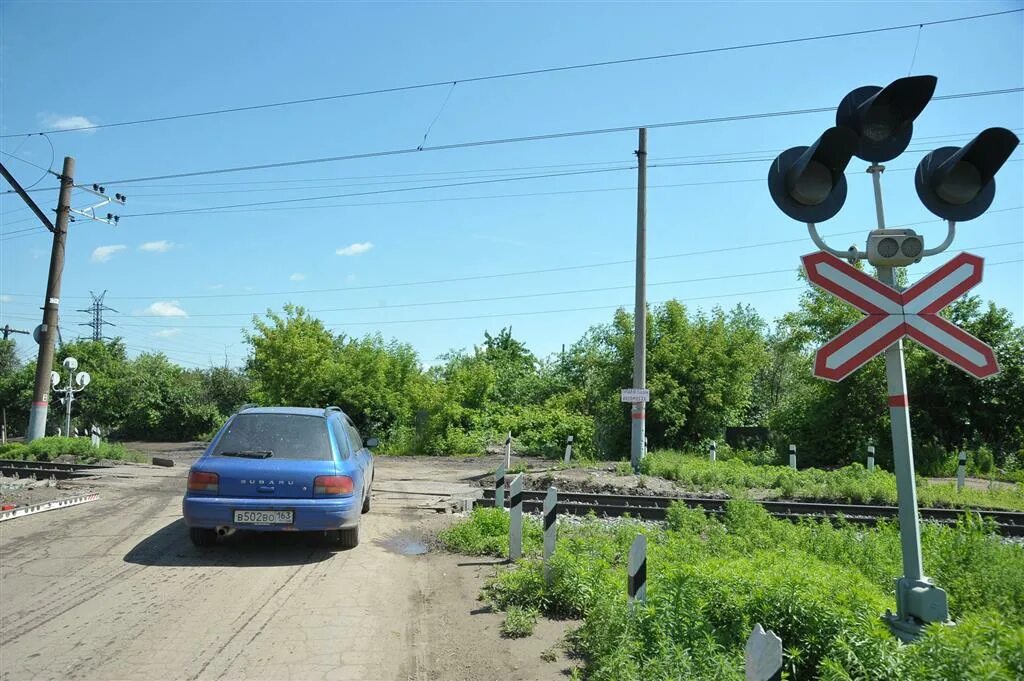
[218,450,274,459]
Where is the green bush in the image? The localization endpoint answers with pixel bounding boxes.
[437,507,541,557]
[0,437,143,463]
[500,605,538,638]
[440,499,1024,680]
[489,404,595,460]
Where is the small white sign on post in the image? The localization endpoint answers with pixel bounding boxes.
[627,534,647,604]
[620,388,650,403]
[563,435,574,464]
[745,623,783,681]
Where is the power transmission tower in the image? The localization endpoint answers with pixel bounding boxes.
[78,290,117,341]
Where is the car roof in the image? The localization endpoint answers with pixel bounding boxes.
[235,406,337,418]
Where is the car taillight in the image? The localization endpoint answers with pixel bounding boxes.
[314,475,354,496]
[187,470,219,493]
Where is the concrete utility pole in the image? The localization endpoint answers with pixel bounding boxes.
[630,128,648,471]
[26,157,75,442]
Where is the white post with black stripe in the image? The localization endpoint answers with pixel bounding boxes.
[543,486,557,584]
[745,623,782,681]
[505,431,512,470]
[627,534,647,604]
[509,473,523,561]
[563,435,574,464]
[709,440,717,463]
[789,444,797,470]
[494,464,506,509]
[867,444,875,472]
[957,451,967,492]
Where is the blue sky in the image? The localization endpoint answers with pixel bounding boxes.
[1,1,1022,371]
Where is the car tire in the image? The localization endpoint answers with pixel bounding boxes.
[190,527,217,547]
[361,487,371,514]
[334,526,359,549]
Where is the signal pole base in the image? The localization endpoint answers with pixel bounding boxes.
[884,577,951,642]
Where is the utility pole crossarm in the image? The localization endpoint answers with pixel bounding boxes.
[0,161,56,233]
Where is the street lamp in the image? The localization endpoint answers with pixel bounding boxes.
[52,357,90,437]
[767,74,1019,641]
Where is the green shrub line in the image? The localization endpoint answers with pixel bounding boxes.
[0,437,146,464]
[439,504,1024,680]
[640,450,1024,512]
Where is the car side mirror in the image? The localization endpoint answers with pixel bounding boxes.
[365,437,379,449]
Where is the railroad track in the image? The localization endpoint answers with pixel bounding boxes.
[477,488,1024,537]
[0,460,113,481]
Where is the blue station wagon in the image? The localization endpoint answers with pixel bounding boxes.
[182,406,375,549]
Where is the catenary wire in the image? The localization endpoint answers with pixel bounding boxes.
[0,8,1017,138]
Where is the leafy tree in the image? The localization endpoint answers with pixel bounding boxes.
[245,304,337,406]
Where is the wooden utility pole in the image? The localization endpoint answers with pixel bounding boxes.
[26,157,75,441]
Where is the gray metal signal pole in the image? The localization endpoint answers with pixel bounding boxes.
[631,128,648,471]
[868,164,946,638]
[27,157,75,442]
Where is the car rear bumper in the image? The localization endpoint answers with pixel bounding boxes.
[182,494,361,531]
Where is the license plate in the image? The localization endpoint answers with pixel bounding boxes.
[233,510,293,525]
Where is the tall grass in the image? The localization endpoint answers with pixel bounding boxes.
[0,437,145,463]
[440,504,1024,680]
[640,450,1024,512]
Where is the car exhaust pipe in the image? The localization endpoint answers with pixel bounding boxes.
[216,526,236,538]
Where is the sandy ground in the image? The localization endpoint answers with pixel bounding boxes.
[0,454,579,681]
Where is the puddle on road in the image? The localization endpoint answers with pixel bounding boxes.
[378,534,429,556]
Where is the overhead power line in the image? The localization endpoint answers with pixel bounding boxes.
[81,87,1024,188]
[112,131,1012,199]
[1,8,1017,139]
[2,259,1019,343]
[1,209,1019,301]
[99,240,1024,319]
[81,256,1024,331]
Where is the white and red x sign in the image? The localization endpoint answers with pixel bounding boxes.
[802,251,999,382]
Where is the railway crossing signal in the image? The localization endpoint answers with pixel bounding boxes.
[915,127,1021,222]
[768,127,857,223]
[767,72,1018,642]
[836,75,936,162]
[803,251,998,381]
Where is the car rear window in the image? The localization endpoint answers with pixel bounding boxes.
[211,413,333,461]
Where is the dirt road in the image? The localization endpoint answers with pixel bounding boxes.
[0,454,573,681]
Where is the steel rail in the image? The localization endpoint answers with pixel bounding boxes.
[478,489,1024,536]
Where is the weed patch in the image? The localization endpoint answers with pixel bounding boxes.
[441,500,1024,680]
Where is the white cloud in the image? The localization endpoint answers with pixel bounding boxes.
[39,113,98,133]
[336,242,374,257]
[139,240,174,253]
[289,272,306,281]
[153,328,181,338]
[91,244,126,263]
[142,301,188,317]
[0,294,12,302]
